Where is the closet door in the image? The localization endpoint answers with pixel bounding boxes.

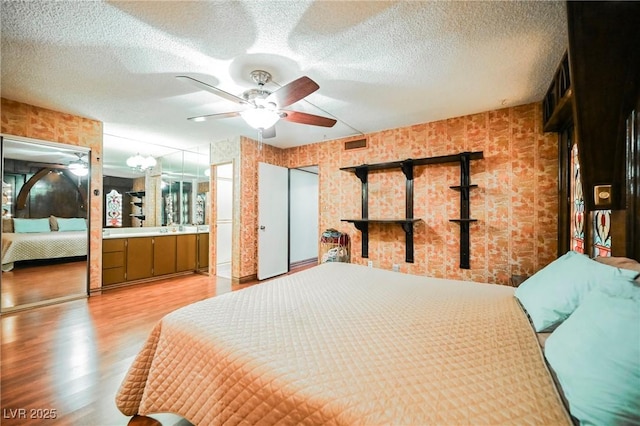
[257,162,288,280]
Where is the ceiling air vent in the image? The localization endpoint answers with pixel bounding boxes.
[344,138,367,150]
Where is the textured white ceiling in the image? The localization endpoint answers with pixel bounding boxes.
[1,0,567,171]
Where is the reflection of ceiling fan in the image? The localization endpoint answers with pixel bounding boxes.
[68,152,89,176]
[177,70,337,138]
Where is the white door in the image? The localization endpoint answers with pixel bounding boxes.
[258,162,289,280]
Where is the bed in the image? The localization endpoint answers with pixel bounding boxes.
[1,217,87,271]
[120,260,615,425]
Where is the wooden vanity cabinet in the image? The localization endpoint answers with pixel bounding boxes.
[197,232,209,270]
[154,235,177,276]
[126,237,153,281]
[177,234,197,272]
[103,232,207,287]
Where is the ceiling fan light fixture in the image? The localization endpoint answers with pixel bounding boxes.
[240,108,280,130]
[68,153,89,176]
[68,162,89,176]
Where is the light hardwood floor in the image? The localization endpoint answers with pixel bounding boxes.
[1,259,88,311]
[0,271,272,425]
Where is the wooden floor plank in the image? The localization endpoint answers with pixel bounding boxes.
[0,272,256,425]
[1,260,87,311]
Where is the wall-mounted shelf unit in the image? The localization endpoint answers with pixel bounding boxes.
[126,191,145,224]
[341,151,483,267]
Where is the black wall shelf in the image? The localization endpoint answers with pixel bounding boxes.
[340,218,422,263]
[447,153,481,269]
[126,191,145,225]
[341,151,483,267]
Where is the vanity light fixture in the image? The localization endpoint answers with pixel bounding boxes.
[126,153,157,172]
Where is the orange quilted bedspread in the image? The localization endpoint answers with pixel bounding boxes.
[116,262,570,425]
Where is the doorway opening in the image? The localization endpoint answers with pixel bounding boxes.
[289,166,319,269]
[215,163,233,279]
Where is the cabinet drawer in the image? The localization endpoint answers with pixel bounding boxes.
[103,238,126,253]
[103,267,125,285]
[103,251,125,269]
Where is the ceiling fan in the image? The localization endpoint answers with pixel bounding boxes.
[177,70,337,138]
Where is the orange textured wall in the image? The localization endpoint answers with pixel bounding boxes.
[285,102,558,285]
[1,98,104,290]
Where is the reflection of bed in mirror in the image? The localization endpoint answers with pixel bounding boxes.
[1,217,87,272]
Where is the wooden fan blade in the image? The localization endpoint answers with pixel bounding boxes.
[176,75,248,105]
[262,126,276,138]
[281,111,337,127]
[266,76,319,108]
[187,111,241,122]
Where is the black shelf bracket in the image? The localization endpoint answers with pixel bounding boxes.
[400,221,415,263]
[352,221,369,258]
[354,166,368,184]
[400,160,414,180]
[355,166,368,222]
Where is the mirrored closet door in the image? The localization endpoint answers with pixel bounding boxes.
[1,137,90,313]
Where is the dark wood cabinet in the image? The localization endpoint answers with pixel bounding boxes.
[176,234,197,272]
[542,52,572,133]
[543,3,640,260]
[566,2,640,211]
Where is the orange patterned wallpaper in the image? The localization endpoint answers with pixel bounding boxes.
[1,98,104,290]
[282,102,557,285]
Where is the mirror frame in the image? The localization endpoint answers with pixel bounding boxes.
[1,135,91,312]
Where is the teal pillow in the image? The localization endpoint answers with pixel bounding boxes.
[56,217,87,232]
[13,218,51,233]
[514,251,639,331]
[544,287,640,425]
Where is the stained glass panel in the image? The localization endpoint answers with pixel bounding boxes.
[593,210,612,257]
[570,144,584,253]
[106,189,122,227]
